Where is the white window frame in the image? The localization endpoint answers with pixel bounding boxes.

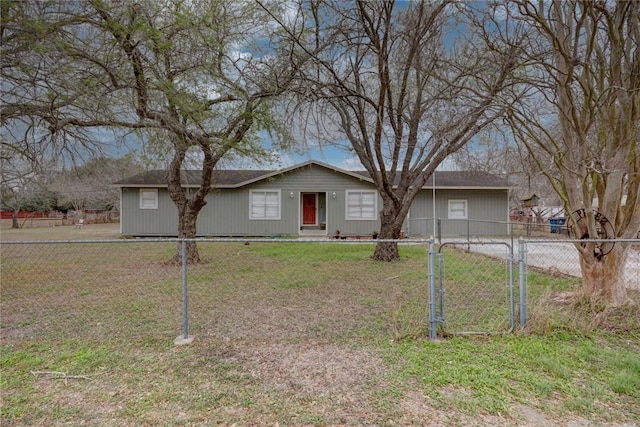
[139,189,158,209]
[345,190,377,220]
[448,199,468,219]
[249,189,281,220]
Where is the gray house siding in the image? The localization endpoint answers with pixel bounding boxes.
[117,162,511,238]
[408,189,509,237]
[201,165,379,236]
[121,163,381,237]
[121,187,178,236]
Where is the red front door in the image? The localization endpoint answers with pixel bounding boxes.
[302,193,316,225]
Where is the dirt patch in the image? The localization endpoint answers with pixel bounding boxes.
[399,393,606,427]
[223,341,385,395]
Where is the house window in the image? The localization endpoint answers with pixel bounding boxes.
[448,199,467,219]
[250,190,281,220]
[140,189,158,209]
[346,190,377,220]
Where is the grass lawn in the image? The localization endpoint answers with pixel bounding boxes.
[1,224,639,425]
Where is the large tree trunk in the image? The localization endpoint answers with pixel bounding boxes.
[578,243,629,307]
[173,204,201,264]
[167,142,216,264]
[373,201,406,261]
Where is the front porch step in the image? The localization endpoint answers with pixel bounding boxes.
[299,229,327,236]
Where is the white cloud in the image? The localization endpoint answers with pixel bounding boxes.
[338,156,364,171]
[435,156,459,171]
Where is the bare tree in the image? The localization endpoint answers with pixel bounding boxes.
[1,157,34,228]
[262,0,520,260]
[53,156,141,218]
[498,0,640,306]
[0,154,54,228]
[451,129,561,210]
[2,0,300,262]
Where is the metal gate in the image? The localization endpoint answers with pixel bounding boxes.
[428,241,515,337]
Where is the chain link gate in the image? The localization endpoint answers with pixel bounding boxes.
[428,241,515,337]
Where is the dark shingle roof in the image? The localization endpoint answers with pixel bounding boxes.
[425,170,510,188]
[113,169,270,188]
[113,161,511,189]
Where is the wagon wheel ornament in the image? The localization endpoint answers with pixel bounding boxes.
[568,208,615,260]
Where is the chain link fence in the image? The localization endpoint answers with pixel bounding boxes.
[428,241,516,337]
[407,217,578,241]
[520,239,640,292]
[1,240,184,342]
[1,239,433,345]
[426,238,640,337]
[519,239,640,329]
[2,238,638,345]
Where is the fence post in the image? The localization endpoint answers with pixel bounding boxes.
[508,242,515,332]
[175,239,194,345]
[518,237,527,328]
[437,251,444,327]
[510,222,514,254]
[428,240,438,340]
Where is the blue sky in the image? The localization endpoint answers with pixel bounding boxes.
[277,145,363,171]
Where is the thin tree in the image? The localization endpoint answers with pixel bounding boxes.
[263,0,520,260]
[498,0,639,306]
[1,156,38,228]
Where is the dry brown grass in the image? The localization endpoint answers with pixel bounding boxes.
[2,225,638,426]
[0,220,121,240]
[1,230,428,425]
[525,288,640,335]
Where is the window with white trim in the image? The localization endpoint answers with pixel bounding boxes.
[448,199,467,219]
[139,189,158,209]
[250,190,281,220]
[346,190,377,220]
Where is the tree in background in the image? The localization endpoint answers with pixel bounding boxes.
[497,0,639,306]
[0,152,57,227]
[263,0,521,260]
[52,155,141,219]
[451,129,561,213]
[2,0,300,262]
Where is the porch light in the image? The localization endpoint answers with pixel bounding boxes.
[332,192,336,198]
[290,192,294,198]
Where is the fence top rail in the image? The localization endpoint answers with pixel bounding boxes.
[520,238,640,244]
[0,237,434,245]
[439,240,512,250]
[410,217,510,225]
